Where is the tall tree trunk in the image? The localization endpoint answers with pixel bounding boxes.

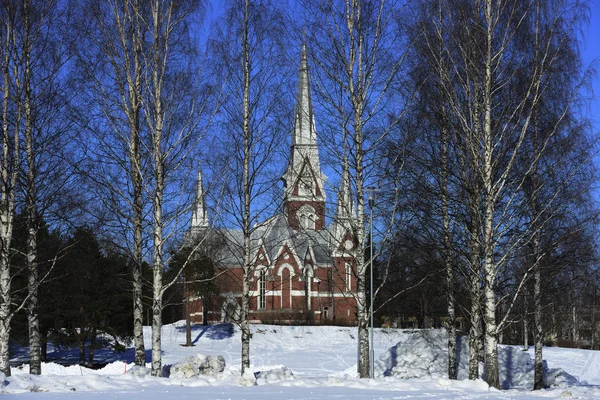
[78,332,85,366]
[439,35,456,377]
[127,0,145,367]
[481,0,500,389]
[523,291,529,350]
[240,0,251,374]
[87,328,97,368]
[22,0,41,375]
[149,0,167,376]
[0,16,19,377]
[184,281,192,346]
[442,127,456,380]
[343,0,369,379]
[468,225,482,380]
[533,256,543,389]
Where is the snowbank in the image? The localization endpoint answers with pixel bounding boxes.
[377,329,580,389]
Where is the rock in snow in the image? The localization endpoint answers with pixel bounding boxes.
[169,354,226,379]
[254,366,294,384]
[126,366,153,377]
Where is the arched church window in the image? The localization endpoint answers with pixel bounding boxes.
[345,263,352,291]
[258,270,266,310]
[297,204,317,230]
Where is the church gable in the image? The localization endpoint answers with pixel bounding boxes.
[291,157,323,199]
[303,244,314,266]
[252,244,270,267]
[274,242,302,274]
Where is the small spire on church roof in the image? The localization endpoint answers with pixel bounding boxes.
[336,157,355,222]
[191,166,208,230]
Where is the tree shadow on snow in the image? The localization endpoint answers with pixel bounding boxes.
[177,323,235,344]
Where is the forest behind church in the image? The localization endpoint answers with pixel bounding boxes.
[1,0,599,390]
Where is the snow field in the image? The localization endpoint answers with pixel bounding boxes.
[3,322,600,399]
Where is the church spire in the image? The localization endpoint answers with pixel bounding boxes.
[282,43,327,231]
[332,154,356,243]
[293,42,318,146]
[336,158,355,222]
[191,167,208,231]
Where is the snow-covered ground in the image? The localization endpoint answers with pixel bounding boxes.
[3,322,600,399]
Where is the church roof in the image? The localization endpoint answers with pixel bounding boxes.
[213,213,333,268]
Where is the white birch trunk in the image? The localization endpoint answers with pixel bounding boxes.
[467,229,482,380]
[533,258,543,389]
[481,0,500,388]
[0,245,11,377]
[438,41,456,377]
[0,15,18,377]
[124,0,145,367]
[240,0,251,373]
[149,0,168,376]
[22,0,41,374]
[523,292,529,350]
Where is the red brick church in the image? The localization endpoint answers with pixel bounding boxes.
[186,44,358,325]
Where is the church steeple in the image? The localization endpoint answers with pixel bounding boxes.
[332,155,356,246]
[293,43,317,146]
[282,43,327,231]
[336,159,355,223]
[191,167,208,231]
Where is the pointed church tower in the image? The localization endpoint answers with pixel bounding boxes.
[282,43,327,231]
[191,167,208,232]
[332,156,357,250]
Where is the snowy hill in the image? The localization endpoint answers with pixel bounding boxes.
[3,322,600,399]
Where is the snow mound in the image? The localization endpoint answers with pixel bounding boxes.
[545,367,580,388]
[377,329,581,389]
[376,329,468,380]
[254,366,294,384]
[169,354,226,379]
[126,365,152,377]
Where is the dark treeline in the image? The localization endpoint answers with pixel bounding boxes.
[0,0,597,390]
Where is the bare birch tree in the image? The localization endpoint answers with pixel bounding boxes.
[0,0,73,376]
[301,0,408,378]
[144,0,206,376]
[0,1,21,377]
[75,0,149,367]
[207,0,291,373]
[415,0,592,388]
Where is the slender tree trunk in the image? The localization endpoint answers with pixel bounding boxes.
[149,0,167,376]
[481,0,500,389]
[533,256,543,389]
[439,47,456,378]
[0,17,19,377]
[78,332,85,366]
[342,0,369,378]
[0,252,11,376]
[523,292,529,350]
[87,328,97,368]
[41,331,47,362]
[22,0,41,375]
[468,228,482,380]
[185,280,192,346]
[572,305,577,343]
[240,0,251,374]
[355,120,369,378]
[126,0,145,367]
